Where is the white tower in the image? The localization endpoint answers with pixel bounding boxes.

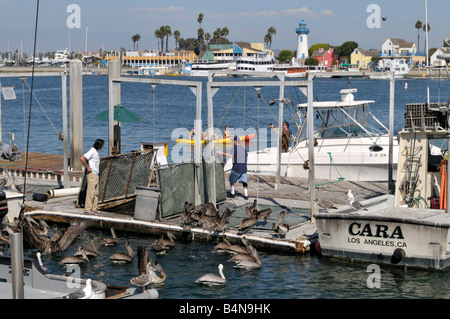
[296,20,309,60]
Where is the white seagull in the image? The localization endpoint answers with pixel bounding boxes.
[346,189,368,212]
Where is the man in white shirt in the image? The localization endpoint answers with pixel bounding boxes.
[80,139,104,214]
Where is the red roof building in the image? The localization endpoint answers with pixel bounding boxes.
[312,48,338,68]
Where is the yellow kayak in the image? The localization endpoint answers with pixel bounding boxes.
[175,134,255,145]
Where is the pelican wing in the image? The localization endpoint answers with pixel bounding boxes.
[57,220,91,251]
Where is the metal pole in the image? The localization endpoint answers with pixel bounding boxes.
[388,72,395,193]
[62,72,69,188]
[11,232,24,299]
[307,75,317,222]
[275,79,285,191]
[0,82,2,147]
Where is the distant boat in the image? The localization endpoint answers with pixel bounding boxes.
[273,60,307,78]
[190,59,231,77]
[175,134,255,145]
[235,52,275,75]
[371,58,410,79]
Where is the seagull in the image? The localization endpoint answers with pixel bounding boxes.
[67,279,93,299]
[381,16,387,21]
[315,198,337,213]
[346,189,368,212]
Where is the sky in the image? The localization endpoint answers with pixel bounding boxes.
[0,0,448,55]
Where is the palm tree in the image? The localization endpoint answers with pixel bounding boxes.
[173,30,180,51]
[264,34,272,50]
[205,32,211,46]
[221,27,229,44]
[267,26,276,50]
[134,34,141,51]
[132,34,137,51]
[164,25,172,52]
[155,28,164,52]
[197,13,204,27]
[415,20,422,53]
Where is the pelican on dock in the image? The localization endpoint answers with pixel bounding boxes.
[273,211,289,237]
[109,241,134,263]
[195,264,226,286]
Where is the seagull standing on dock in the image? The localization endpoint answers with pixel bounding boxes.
[346,189,368,212]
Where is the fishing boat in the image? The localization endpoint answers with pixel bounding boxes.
[227,88,407,182]
[315,101,450,270]
[175,134,255,145]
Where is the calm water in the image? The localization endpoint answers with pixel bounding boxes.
[1,74,450,300]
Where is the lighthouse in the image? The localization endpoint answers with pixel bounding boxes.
[296,20,309,60]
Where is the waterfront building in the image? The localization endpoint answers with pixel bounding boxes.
[350,48,379,69]
[102,50,198,67]
[311,48,338,68]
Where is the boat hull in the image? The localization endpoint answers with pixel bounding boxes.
[315,199,450,270]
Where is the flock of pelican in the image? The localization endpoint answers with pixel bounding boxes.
[13,197,298,290]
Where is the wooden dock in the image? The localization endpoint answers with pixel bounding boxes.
[0,151,390,255]
[21,166,389,255]
[0,152,84,185]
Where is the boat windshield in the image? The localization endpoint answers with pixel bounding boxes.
[295,102,388,143]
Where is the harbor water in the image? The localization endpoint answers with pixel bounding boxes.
[1,74,450,299]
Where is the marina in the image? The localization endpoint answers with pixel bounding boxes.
[3,0,450,303]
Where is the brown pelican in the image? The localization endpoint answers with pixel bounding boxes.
[131,260,167,288]
[315,198,337,213]
[151,231,176,248]
[151,236,170,255]
[74,238,99,258]
[238,216,259,231]
[273,211,289,237]
[233,238,261,269]
[21,216,91,255]
[101,227,119,246]
[60,248,90,265]
[109,241,134,263]
[195,264,226,286]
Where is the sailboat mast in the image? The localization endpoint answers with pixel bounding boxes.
[425,0,430,105]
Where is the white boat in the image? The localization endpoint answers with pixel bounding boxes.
[225,88,404,181]
[190,59,231,77]
[315,101,450,270]
[235,52,275,74]
[371,58,410,79]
